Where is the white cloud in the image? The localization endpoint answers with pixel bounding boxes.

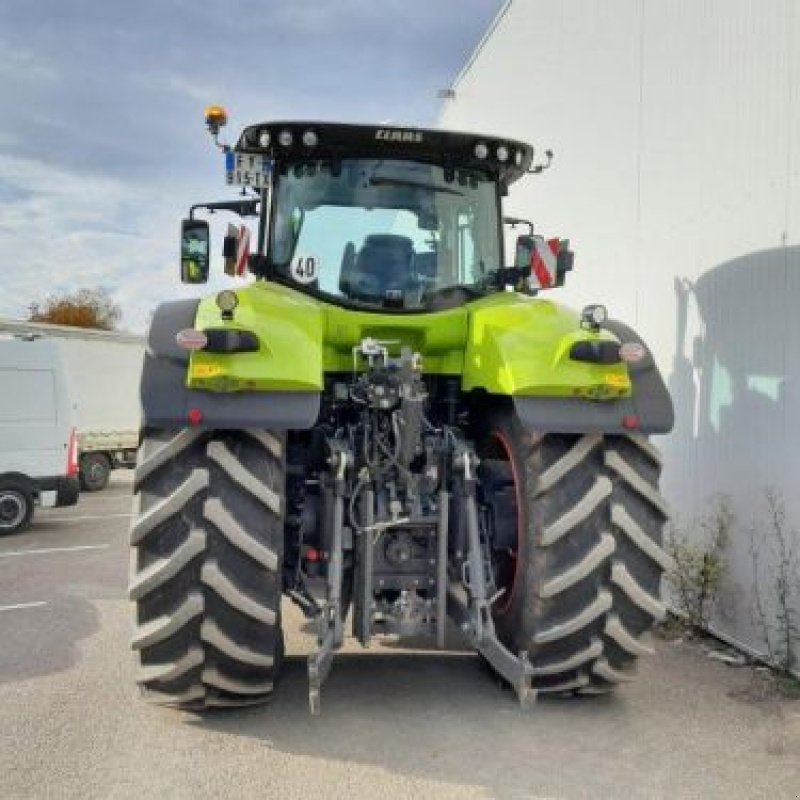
[0,0,506,333]
[0,155,203,332]
[0,45,58,84]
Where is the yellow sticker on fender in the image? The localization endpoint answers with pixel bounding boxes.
[192,363,223,379]
[604,373,629,388]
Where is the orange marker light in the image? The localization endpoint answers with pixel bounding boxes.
[204,105,228,134]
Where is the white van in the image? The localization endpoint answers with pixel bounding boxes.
[0,337,80,534]
[0,320,145,492]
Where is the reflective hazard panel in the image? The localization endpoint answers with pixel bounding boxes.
[531,238,560,289]
[225,152,272,189]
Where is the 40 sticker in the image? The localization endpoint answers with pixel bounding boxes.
[291,255,319,284]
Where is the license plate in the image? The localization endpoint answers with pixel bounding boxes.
[225,152,272,189]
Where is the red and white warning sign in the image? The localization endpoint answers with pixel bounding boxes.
[531,237,560,289]
[224,223,251,277]
[234,224,250,277]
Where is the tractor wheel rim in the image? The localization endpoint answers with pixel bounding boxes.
[0,491,26,529]
[89,462,104,481]
[491,431,523,617]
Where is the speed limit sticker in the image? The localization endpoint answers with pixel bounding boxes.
[291,255,319,284]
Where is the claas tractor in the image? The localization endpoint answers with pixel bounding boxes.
[129,108,674,713]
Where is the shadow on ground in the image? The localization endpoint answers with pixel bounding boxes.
[0,593,99,684]
[185,648,622,797]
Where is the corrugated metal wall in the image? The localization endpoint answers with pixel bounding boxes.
[442,0,799,666]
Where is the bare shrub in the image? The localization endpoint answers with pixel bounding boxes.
[666,495,733,629]
[749,488,799,674]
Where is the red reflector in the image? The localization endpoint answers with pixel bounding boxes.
[176,328,208,351]
[620,342,647,363]
[66,428,79,477]
[187,408,203,426]
[622,415,640,430]
[305,546,321,563]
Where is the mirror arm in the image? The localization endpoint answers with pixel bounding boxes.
[527,149,554,175]
[189,199,260,220]
[504,216,534,235]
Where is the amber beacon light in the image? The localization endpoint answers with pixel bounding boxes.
[204,105,228,135]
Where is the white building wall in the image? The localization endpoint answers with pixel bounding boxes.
[442,0,800,665]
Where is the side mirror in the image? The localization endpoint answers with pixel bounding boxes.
[180,219,210,284]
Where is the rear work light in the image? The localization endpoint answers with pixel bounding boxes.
[66,428,79,478]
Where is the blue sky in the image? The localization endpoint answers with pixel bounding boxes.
[0,0,504,331]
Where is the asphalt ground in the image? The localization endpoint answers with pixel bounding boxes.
[0,472,798,800]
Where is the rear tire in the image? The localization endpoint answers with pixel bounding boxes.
[0,482,34,535]
[478,410,670,695]
[80,452,111,492]
[129,427,285,709]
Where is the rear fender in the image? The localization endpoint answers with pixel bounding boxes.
[463,295,633,399]
[140,299,320,430]
[513,319,674,435]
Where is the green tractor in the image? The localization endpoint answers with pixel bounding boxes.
[129,109,674,712]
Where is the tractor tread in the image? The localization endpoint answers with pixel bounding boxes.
[135,428,205,487]
[482,415,669,696]
[612,503,674,570]
[201,560,277,625]
[537,674,590,694]
[536,434,602,496]
[200,619,275,667]
[203,498,279,571]
[592,656,638,683]
[625,433,663,467]
[605,450,669,518]
[130,428,284,710]
[534,589,613,644]
[541,475,612,545]
[610,561,667,621]
[207,440,281,515]
[131,591,204,650]
[201,666,274,696]
[142,684,206,705]
[137,646,204,685]
[604,613,655,657]
[130,470,209,545]
[539,531,616,598]
[128,529,207,601]
[531,638,604,676]
[245,429,283,460]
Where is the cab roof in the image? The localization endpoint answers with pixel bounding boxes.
[234,121,535,186]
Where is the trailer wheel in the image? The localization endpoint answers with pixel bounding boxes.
[478,410,670,695]
[0,482,34,535]
[129,427,285,709]
[80,452,111,492]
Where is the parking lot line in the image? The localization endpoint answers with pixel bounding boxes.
[38,513,133,523]
[0,545,110,559]
[0,601,48,612]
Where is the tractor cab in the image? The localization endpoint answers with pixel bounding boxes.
[181,114,572,309]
